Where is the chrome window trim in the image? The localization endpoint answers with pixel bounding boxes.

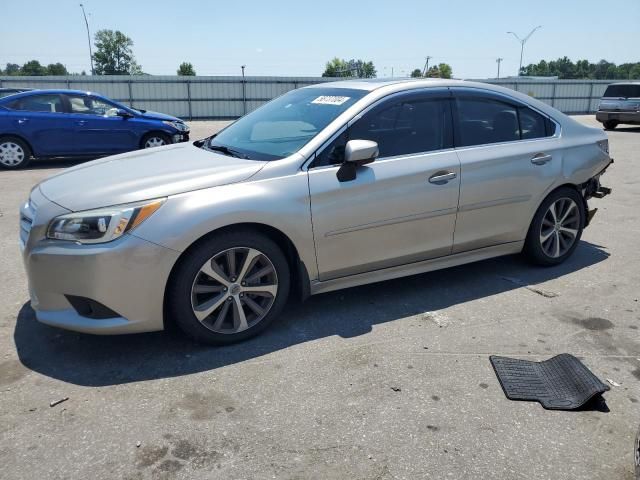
[304,85,562,170]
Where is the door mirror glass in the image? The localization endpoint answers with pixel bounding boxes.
[344,139,378,165]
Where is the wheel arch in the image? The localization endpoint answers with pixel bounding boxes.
[162,222,310,330]
[525,182,586,241]
[0,133,35,156]
[140,130,172,148]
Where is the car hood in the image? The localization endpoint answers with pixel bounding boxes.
[138,110,182,122]
[38,143,267,211]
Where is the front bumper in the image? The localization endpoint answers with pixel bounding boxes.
[172,132,190,144]
[21,188,180,334]
[596,110,640,124]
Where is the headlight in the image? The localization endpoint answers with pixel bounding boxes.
[163,120,189,132]
[47,198,165,244]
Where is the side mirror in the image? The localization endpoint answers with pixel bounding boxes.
[116,108,133,118]
[337,140,378,182]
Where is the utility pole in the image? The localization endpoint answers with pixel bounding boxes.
[79,4,94,75]
[507,26,542,76]
[496,57,503,79]
[422,56,432,77]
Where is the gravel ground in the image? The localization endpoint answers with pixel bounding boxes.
[0,116,638,480]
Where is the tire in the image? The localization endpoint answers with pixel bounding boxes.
[603,120,618,130]
[141,132,171,149]
[167,230,291,345]
[0,136,32,169]
[523,187,585,266]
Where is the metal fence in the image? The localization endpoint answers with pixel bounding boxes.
[0,75,616,119]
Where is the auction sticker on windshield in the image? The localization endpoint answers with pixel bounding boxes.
[311,96,351,105]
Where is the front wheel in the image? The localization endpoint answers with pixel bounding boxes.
[167,231,291,345]
[523,187,585,266]
[142,132,171,149]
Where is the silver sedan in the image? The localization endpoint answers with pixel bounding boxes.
[21,79,612,344]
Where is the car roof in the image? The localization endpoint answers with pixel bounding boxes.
[0,89,99,101]
[606,82,640,85]
[305,78,460,91]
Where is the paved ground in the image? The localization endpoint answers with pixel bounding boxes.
[0,116,638,480]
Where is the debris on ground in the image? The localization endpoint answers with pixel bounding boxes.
[49,397,69,408]
[606,378,621,387]
[501,276,559,298]
[136,441,141,448]
[391,387,401,392]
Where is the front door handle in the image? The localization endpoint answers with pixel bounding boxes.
[75,120,87,126]
[531,153,552,165]
[429,171,457,185]
[17,118,29,125]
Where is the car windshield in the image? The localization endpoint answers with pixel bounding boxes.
[603,84,640,98]
[206,87,367,160]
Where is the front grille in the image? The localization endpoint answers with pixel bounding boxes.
[19,198,37,247]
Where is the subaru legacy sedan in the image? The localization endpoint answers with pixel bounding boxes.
[21,79,612,344]
[0,89,189,168]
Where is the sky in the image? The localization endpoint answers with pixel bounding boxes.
[2,0,639,79]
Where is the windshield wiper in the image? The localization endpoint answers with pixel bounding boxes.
[207,144,249,159]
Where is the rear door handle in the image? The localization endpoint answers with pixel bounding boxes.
[17,118,29,125]
[428,171,457,185]
[531,153,552,165]
[75,120,87,126]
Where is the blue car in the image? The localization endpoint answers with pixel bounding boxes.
[0,89,190,168]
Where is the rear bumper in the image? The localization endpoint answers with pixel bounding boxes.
[596,111,640,124]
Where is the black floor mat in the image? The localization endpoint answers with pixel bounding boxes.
[490,353,610,410]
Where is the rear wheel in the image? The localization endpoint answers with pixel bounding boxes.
[524,187,585,266]
[142,132,171,149]
[603,120,618,130]
[0,137,32,169]
[167,230,291,345]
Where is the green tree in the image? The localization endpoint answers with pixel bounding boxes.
[410,69,423,78]
[2,63,20,75]
[20,60,47,75]
[46,63,68,75]
[520,57,640,79]
[437,63,452,79]
[92,29,142,75]
[322,58,376,78]
[177,62,196,76]
[322,57,350,77]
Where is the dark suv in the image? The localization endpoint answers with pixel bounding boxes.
[596,83,640,130]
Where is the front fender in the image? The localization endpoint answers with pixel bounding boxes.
[131,171,318,280]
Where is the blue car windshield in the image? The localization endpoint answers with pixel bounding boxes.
[207,88,367,160]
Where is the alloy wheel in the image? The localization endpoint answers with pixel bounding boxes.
[0,141,25,167]
[190,247,278,334]
[144,136,166,148]
[539,197,580,258]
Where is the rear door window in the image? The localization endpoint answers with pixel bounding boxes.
[9,94,64,113]
[455,98,519,146]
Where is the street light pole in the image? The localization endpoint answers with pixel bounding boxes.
[79,4,94,75]
[496,57,503,79]
[507,26,542,76]
[241,65,246,115]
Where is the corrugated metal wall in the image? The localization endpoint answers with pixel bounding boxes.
[0,75,616,119]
